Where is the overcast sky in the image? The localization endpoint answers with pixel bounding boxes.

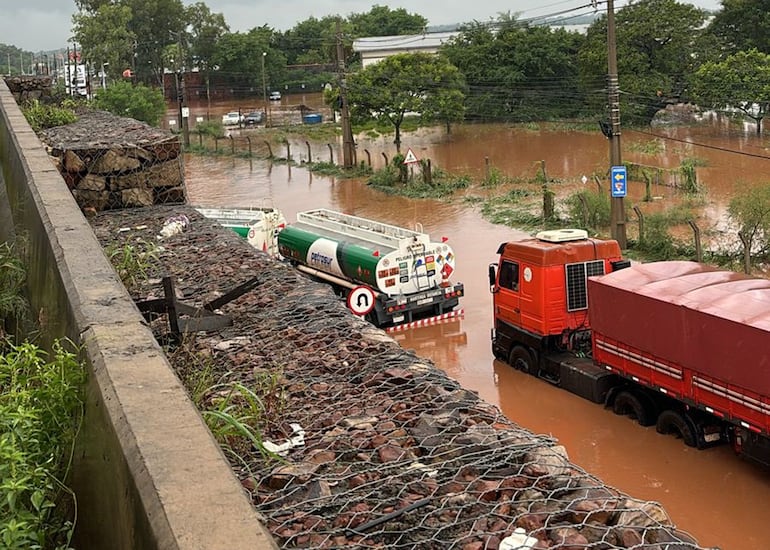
[3,0,722,52]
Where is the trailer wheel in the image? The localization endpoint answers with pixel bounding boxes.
[656,410,697,447]
[612,390,655,427]
[509,346,534,375]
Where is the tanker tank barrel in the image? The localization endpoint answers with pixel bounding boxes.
[296,209,426,251]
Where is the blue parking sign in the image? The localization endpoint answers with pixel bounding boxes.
[611,166,627,198]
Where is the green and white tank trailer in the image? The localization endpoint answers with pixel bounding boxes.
[277,209,464,327]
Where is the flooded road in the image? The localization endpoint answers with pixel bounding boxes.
[183,114,770,549]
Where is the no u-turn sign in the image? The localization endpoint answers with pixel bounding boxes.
[347,286,375,316]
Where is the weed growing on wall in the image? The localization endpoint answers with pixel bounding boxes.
[0,340,85,549]
[0,241,28,339]
[104,239,159,291]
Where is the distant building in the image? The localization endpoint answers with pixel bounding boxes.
[353,23,591,68]
[353,32,460,68]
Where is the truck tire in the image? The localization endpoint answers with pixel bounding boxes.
[656,410,697,447]
[509,346,534,375]
[612,390,656,427]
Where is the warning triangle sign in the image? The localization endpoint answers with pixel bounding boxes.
[403,148,419,164]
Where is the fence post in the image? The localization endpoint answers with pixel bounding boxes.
[633,206,644,246]
[738,232,751,274]
[382,152,389,166]
[578,194,589,228]
[246,137,252,157]
[306,141,311,163]
[263,141,273,159]
[688,220,702,262]
[285,141,291,162]
[593,174,603,193]
[364,149,371,167]
[229,135,235,154]
[327,143,334,164]
[485,156,490,181]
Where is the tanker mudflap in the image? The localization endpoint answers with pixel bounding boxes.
[386,309,464,333]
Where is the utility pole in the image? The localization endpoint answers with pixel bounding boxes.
[261,52,269,126]
[336,20,355,168]
[607,0,627,248]
[175,32,190,147]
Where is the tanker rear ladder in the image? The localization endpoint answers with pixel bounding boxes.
[296,209,424,252]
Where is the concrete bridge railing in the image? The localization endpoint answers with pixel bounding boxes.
[0,80,277,549]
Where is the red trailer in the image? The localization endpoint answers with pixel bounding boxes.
[490,231,770,467]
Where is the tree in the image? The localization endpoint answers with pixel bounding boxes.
[72,3,135,82]
[690,49,770,134]
[728,182,770,272]
[347,53,466,152]
[706,0,770,56]
[347,5,427,37]
[93,80,166,126]
[443,16,586,122]
[578,0,708,125]
[185,3,229,116]
[211,27,285,97]
[73,0,186,87]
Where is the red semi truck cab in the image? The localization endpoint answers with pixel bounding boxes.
[489,229,626,383]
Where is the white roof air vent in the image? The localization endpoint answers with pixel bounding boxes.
[536,229,588,243]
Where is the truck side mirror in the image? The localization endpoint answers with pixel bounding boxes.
[488,263,497,292]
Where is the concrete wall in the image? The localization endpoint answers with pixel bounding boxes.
[0,80,277,549]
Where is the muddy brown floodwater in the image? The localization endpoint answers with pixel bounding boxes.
[182,103,770,549]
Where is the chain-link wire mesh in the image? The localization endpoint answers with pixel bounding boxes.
[40,110,186,211]
[89,205,713,550]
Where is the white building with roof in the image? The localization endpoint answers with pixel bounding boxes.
[352,32,460,68]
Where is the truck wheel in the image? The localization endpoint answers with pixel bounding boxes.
[509,346,534,375]
[612,390,656,427]
[656,410,697,447]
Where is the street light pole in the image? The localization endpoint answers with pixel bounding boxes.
[607,0,627,248]
[261,52,269,126]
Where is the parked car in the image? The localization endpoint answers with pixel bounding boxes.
[221,111,243,125]
[269,91,282,101]
[244,111,264,125]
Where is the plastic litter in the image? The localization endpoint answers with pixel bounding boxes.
[500,527,539,550]
[262,423,305,456]
[158,215,190,238]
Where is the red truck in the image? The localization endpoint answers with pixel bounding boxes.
[489,228,770,467]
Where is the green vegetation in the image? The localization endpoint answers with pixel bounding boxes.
[347,53,466,152]
[367,156,470,199]
[93,80,167,126]
[690,48,770,135]
[19,100,77,133]
[0,340,85,550]
[0,241,29,339]
[104,239,159,292]
[0,240,84,549]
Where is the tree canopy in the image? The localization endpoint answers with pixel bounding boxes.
[690,48,770,134]
[578,0,708,125]
[443,18,586,122]
[347,53,466,151]
[707,0,770,56]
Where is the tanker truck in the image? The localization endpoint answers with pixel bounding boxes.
[489,228,770,468]
[277,209,464,328]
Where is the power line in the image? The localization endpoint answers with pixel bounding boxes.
[627,128,770,161]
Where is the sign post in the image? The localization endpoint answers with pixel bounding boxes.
[611,165,627,198]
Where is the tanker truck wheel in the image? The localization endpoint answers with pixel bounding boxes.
[612,390,656,427]
[655,410,697,447]
[509,346,534,375]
